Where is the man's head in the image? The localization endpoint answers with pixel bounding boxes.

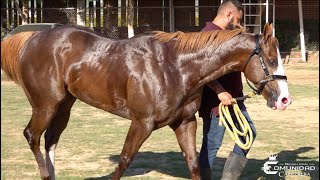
[213,0,244,30]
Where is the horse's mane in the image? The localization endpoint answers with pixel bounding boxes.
[153,27,246,52]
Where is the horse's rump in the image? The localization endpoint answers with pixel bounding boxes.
[1,31,36,84]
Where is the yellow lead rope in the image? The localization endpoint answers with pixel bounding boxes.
[218,92,256,150]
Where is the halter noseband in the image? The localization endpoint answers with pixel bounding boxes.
[243,34,287,95]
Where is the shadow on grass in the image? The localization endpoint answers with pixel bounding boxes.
[84,146,318,180]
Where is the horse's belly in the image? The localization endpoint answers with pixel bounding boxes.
[71,88,130,118]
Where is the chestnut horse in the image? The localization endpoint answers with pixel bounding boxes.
[1,23,291,180]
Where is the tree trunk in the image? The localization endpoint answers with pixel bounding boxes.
[121,0,126,26]
[15,0,28,24]
[127,0,134,38]
[77,0,85,26]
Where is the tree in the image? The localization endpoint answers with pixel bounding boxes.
[77,0,85,26]
[14,0,29,24]
[127,0,134,38]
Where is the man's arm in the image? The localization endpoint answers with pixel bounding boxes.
[207,80,233,105]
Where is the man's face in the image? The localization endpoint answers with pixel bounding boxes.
[226,10,243,30]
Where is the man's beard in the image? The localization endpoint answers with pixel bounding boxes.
[226,17,236,30]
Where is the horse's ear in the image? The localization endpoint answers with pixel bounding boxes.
[262,22,273,40]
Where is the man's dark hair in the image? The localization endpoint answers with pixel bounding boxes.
[218,0,244,14]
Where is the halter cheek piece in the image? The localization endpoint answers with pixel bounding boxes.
[243,34,287,95]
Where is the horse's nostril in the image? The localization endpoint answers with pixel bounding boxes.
[282,97,289,105]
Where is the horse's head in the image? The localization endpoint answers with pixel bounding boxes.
[243,23,291,110]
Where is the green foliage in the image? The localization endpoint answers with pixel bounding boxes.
[1,28,8,40]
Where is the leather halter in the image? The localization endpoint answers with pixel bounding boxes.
[243,34,287,95]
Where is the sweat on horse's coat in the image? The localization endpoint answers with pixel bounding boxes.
[0,23,291,180]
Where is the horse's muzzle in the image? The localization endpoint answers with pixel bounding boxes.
[274,95,292,110]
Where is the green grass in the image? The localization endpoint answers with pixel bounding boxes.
[287,84,319,98]
[1,62,319,180]
[1,83,193,179]
[243,83,319,99]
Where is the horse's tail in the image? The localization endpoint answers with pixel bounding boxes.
[1,31,36,84]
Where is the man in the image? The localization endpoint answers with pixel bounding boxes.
[198,0,257,180]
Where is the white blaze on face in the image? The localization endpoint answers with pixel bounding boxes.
[273,48,291,109]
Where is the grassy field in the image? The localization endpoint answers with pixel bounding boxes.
[1,61,319,180]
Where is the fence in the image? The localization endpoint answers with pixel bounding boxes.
[1,5,319,52]
[1,6,214,38]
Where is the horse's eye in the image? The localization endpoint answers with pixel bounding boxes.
[269,59,278,67]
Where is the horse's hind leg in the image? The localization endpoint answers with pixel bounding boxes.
[22,82,67,179]
[169,116,200,180]
[44,92,76,180]
[23,105,60,180]
[112,119,154,180]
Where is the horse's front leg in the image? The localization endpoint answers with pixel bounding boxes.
[112,119,154,180]
[170,116,200,180]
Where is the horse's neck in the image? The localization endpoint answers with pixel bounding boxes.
[176,36,253,89]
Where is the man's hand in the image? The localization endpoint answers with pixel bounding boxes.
[218,92,233,105]
[207,80,233,105]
